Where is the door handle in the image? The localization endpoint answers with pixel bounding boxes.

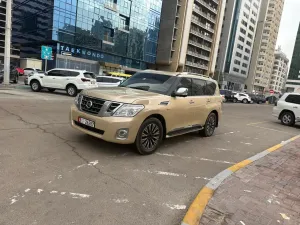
[293,106,298,109]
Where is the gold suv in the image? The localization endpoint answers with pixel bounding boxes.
[70,70,222,155]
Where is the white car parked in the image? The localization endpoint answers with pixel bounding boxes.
[233,92,252,103]
[28,68,97,96]
[24,68,43,76]
[273,93,300,126]
[96,76,124,87]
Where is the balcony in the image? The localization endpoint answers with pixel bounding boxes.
[193,6,216,23]
[190,29,213,42]
[186,61,208,70]
[103,35,114,45]
[191,18,214,33]
[195,0,218,14]
[187,50,210,61]
[188,40,211,52]
[105,2,118,12]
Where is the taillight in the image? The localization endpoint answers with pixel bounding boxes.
[81,78,90,82]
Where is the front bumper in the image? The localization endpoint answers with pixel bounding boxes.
[76,83,98,90]
[70,105,141,144]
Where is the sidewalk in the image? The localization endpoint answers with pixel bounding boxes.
[200,138,300,225]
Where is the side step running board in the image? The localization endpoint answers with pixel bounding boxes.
[166,126,203,138]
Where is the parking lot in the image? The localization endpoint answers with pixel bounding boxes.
[0,87,299,225]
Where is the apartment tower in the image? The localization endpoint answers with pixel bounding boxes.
[246,0,284,93]
[285,23,300,93]
[216,0,261,91]
[156,0,224,76]
[268,48,289,93]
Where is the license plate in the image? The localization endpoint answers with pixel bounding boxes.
[78,117,95,128]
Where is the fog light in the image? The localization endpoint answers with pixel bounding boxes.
[116,129,129,140]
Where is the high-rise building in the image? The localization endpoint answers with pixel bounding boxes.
[12,0,163,73]
[156,0,224,76]
[269,48,289,93]
[0,0,19,68]
[216,0,261,91]
[246,0,284,94]
[285,23,300,93]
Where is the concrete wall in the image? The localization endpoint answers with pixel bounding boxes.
[20,58,42,69]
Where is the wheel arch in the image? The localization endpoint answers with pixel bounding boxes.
[66,83,78,90]
[144,114,167,138]
[279,110,295,120]
[29,78,41,86]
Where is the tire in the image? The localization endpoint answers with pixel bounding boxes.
[48,88,56,92]
[242,99,248,104]
[258,101,262,104]
[135,118,164,155]
[280,112,295,126]
[30,80,41,92]
[200,112,217,137]
[66,84,77,97]
[233,98,238,103]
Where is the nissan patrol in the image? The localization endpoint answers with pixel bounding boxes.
[70,70,222,155]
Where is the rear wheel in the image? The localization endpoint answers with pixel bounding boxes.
[281,112,295,126]
[66,84,77,97]
[200,113,217,137]
[48,88,56,92]
[135,118,163,155]
[13,74,19,84]
[30,80,41,92]
[242,99,248,104]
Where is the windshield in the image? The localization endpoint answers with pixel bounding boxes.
[119,72,177,95]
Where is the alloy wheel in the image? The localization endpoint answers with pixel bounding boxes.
[141,123,160,151]
[32,82,38,90]
[206,114,216,136]
[282,114,292,124]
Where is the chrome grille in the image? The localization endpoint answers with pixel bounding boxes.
[80,96,105,115]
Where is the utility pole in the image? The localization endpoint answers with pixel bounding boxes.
[4,0,12,85]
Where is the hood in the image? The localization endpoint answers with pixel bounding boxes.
[82,87,166,104]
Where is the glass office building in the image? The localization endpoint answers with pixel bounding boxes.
[12,0,162,73]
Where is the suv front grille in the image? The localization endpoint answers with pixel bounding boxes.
[80,96,105,115]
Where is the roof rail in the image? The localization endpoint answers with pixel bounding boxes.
[179,72,211,78]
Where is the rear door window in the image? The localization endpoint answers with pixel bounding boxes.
[111,78,121,83]
[69,71,80,77]
[84,72,96,79]
[96,77,104,82]
[205,81,216,95]
[102,77,113,83]
[285,95,300,104]
[191,78,206,96]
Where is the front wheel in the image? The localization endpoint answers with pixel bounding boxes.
[66,85,77,97]
[30,80,41,92]
[200,113,217,137]
[135,118,163,155]
[13,75,19,84]
[281,112,295,126]
[233,98,238,103]
[242,99,248,104]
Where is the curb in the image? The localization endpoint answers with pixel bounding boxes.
[181,134,300,225]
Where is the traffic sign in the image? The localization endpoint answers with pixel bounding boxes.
[41,46,53,60]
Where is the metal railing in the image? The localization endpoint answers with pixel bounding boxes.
[188,40,211,51]
[187,50,210,61]
[191,17,214,33]
[190,29,213,42]
[185,61,209,70]
[195,0,218,14]
[193,6,216,23]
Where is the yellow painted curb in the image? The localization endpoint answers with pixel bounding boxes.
[181,134,300,225]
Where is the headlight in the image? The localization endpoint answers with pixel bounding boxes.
[74,94,82,106]
[113,104,144,117]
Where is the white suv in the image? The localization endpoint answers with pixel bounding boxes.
[273,93,300,126]
[28,68,97,96]
[233,92,252,103]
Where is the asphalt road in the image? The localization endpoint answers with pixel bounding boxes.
[0,88,299,225]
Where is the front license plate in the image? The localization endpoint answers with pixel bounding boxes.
[78,117,95,128]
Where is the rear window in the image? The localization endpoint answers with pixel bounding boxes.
[285,94,300,104]
[84,72,96,79]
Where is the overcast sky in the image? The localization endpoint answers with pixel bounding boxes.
[276,0,300,61]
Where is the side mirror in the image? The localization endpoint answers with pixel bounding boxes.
[173,87,188,97]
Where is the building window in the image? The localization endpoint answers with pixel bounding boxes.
[242,63,248,68]
[240,28,246,34]
[245,4,250,10]
[245,48,250,54]
[250,18,256,24]
[249,25,254,32]
[244,56,249,61]
[236,52,242,58]
[234,60,241,65]
[239,36,245,42]
[246,41,252,47]
[233,67,239,72]
[241,70,246,75]
[248,33,253,39]
[244,12,249,19]
[241,20,248,27]
[237,44,244,50]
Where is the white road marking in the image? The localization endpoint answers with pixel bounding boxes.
[164,203,186,210]
[37,189,43,194]
[61,192,66,195]
[244,190,251,193]
[113,199,129,203]
[240,142,253,145]
[240,221,246,225]
[156,171,183,177]
[195,177,211,181]
[69,192,90,199]
[156,153,234,164]
[10,199,18,205]
[88,160,99,166]
[50,191,58,194]
[24,189,30,193]
[57,175,62,179]
[280,213,290,220]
